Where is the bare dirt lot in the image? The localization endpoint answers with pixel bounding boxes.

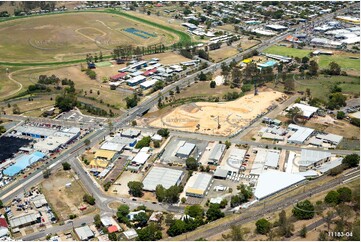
[148,90,285,136]
[209,46,239,62]
[41,169,95,221]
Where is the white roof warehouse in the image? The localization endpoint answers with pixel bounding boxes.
[185,172,213,198]
[142,167,184,191]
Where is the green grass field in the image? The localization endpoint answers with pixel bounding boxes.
[264,45,360,71]
[294,75,359,101]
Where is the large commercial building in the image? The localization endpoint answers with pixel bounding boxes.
[298,149,332,172]
[185,172,213,198]
[33,128,81,153]
[254,170,306,200]
[142,167,184,191]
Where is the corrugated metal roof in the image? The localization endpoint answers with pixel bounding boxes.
[299,149,331,166]
[209,143,226,162]
[143,167,184,191]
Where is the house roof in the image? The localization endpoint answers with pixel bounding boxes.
[89,159,109,168]
[132,152,150,165]
[111,72,127,80]
[0,218,8,228]
[75,226,94,240]
[108,225,119,233]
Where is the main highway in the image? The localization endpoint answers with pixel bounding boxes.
[0,5,358,240]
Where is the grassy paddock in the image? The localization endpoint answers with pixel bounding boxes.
[264,45,360,71]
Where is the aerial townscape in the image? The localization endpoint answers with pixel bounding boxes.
[0,1,360,241]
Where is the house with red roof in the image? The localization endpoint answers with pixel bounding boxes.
[143,68,157,77]
[110,72,127,81]
[107,225,119,233]
[0,218,8,228]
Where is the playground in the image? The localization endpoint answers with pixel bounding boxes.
[148,90,285,136]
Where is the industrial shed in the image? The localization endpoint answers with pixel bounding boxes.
[298,149,332,172]
[75,225,95,241]
[287,124,314,144]
[185,172,213,198]
[175,141,196,159]
[142,167,184,191]
[208,143,226,165]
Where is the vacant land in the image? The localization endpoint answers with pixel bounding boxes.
[2,97,54,116]
[264,45,360,72]
[143,52,191,65]
[0,11,179,63]
[306,116,360,139]
[268,75,359,102]
[209,46,239,62]
[294,75,360,101]
[41,169,95,221]
[148,90,285,136]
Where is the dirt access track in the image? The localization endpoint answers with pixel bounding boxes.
[147,90,286,136]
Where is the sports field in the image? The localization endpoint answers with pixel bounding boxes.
[148,90,285,136]
[0,11,179,63]
[264,45,360,72]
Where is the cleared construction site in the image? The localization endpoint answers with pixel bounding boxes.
[148,90,286,136]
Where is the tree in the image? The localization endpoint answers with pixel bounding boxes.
[117,205,130,217]
[210,81,216,88]
[84,139,90,146]
[277,210,293,237]
[157,128,170,138]
[292,200,315,220]
[186,157,198,171]
[125,94,138,108]
[342,154,360,168]
[186,205,204,219]
[153,140,160,148]
[206,204,224,222]
[324,211,334,230]
[176,86,180,94]
[155,185,166,202]
[198,71,207,81]
[137,223,162,241]
[167,220,187,237]
[152,80,165,92]
[231,225,244,241]
[108,233,117,241]
[308,60,319,76]
[306,88,311,97]
[12,103,20,114]
[55,93,77,112]
[94,214,102,228]
[0,126,6,134]
[225,140,231,149]
[83,194,95,205]
[135,136,151,149]
[255,218,271,235]
[0,200,3,209]
[286,107,303,123]
[336,111,345,119]
[128,181,143,197]
[301,56,309,63]
[131,120,137,126]
[336,204,352,223]
[299,224,307,238]
[134,212,149,227]
[165,185,181,203]
[327,92,347,110]
[350,117,360,127]
[43,168,51,178]
[337,187,352,203]
[324,190,340,205]
[328,62,341,75]
[62,162,71,170]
